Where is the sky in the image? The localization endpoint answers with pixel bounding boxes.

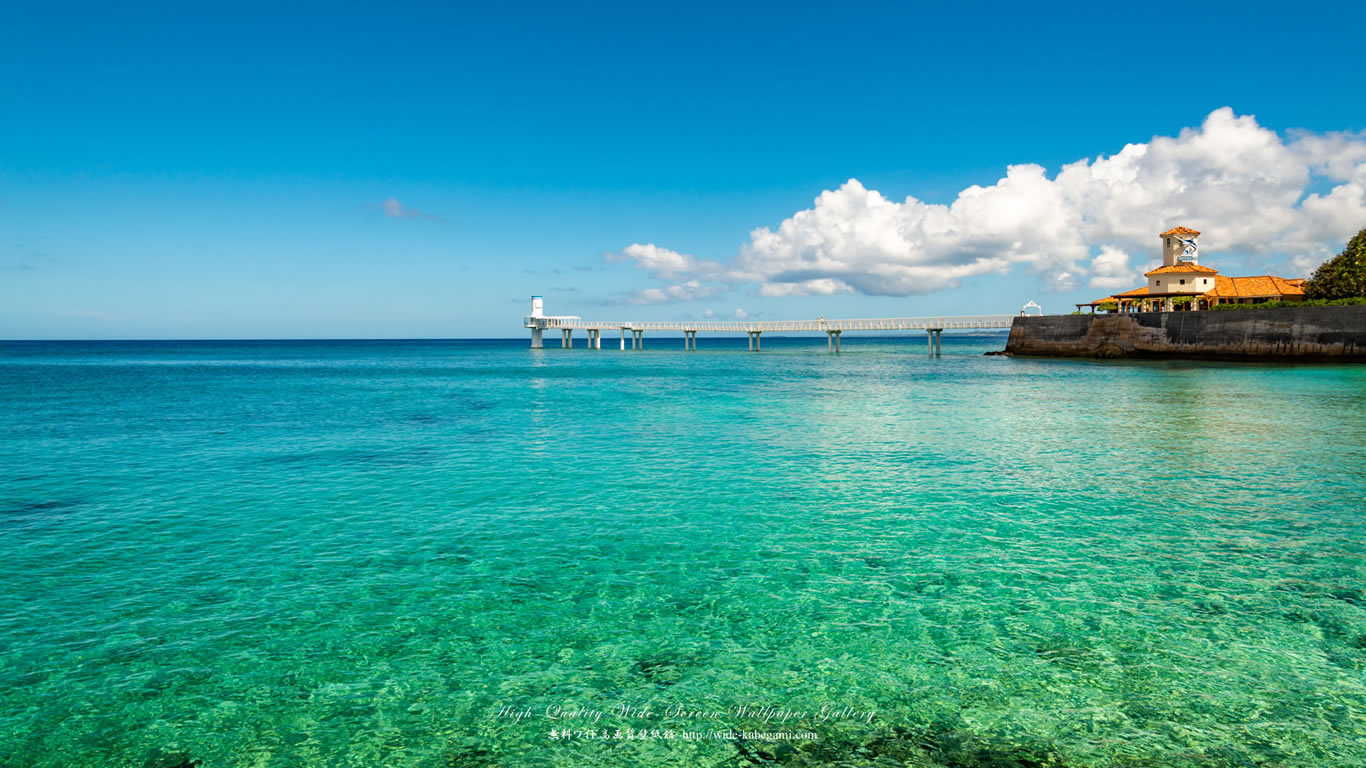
[2,0,1365,339]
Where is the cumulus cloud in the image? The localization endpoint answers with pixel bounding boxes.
[610,108,1366,301]
[733,308,748,319]
[608,244,733,304]
[1288,128,1366,181]
[607,243,729,280]
[1088,246,1138,290]
[757,277,855,297]
[607,244,691,276]
[623,279,725,305]
[738,166,1076,296]
[381,197,441,221]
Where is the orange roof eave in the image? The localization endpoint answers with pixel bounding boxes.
[1144,263,1219,276]
[1160,226,1201,237]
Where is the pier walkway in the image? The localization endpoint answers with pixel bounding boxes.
[522,298,1015,353]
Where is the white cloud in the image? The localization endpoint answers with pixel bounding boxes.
[1088,246,1138,290]
[611,108,1366,301]
[1048,271,1078,292]
[1052,108,1313,255]
[1286,162,1366,265]
[607,243,728,280]
[606,243,692,277]
[381,197,440,221]
[1288,128,1366,181]
[733,308,748,319]
[623,279,724,305]
[757,277,855,297]
[608,244,732,304]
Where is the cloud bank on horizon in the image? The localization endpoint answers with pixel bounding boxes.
[610,108,1366,302]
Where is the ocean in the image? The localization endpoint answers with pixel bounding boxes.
[2,336,1364,767]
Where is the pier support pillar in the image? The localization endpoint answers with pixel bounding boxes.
[748,331,761,351]
[833,330,841,353]
[531,328,542,349]
[927,328,942,355]
[561,329,568,349]
[620,328,627,350]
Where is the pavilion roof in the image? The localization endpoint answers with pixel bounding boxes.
[1205,275,1306,299]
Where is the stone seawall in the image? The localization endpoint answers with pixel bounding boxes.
[1004,306,1366,361]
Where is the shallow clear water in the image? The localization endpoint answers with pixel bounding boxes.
[2,336,1365,767]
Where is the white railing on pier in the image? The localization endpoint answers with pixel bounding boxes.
[523,314,1015,332]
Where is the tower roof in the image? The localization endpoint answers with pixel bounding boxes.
[1160,226,1201,237]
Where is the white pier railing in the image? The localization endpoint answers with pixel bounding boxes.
[523,314,1015,332]
[521,305,1017,353]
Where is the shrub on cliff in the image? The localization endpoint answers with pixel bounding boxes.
[1304,226,1366,299]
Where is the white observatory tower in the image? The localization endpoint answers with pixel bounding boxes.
[526,296,545,348]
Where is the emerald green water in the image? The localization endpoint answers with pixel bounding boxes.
[2,337,1365,767]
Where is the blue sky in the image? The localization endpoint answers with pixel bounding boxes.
[2,0,1364,339]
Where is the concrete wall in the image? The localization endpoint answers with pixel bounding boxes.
[1004,306,1366,361]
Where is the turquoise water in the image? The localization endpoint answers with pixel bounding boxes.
[2,336,1365,768]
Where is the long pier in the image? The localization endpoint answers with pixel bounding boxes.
[523,297,1015,353]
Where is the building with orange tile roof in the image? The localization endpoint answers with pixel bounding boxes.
[1078,227,1306,313]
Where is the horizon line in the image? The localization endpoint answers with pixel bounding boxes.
[0,331,1010,343]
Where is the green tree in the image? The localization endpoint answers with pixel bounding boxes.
[1304,226,1366,299]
